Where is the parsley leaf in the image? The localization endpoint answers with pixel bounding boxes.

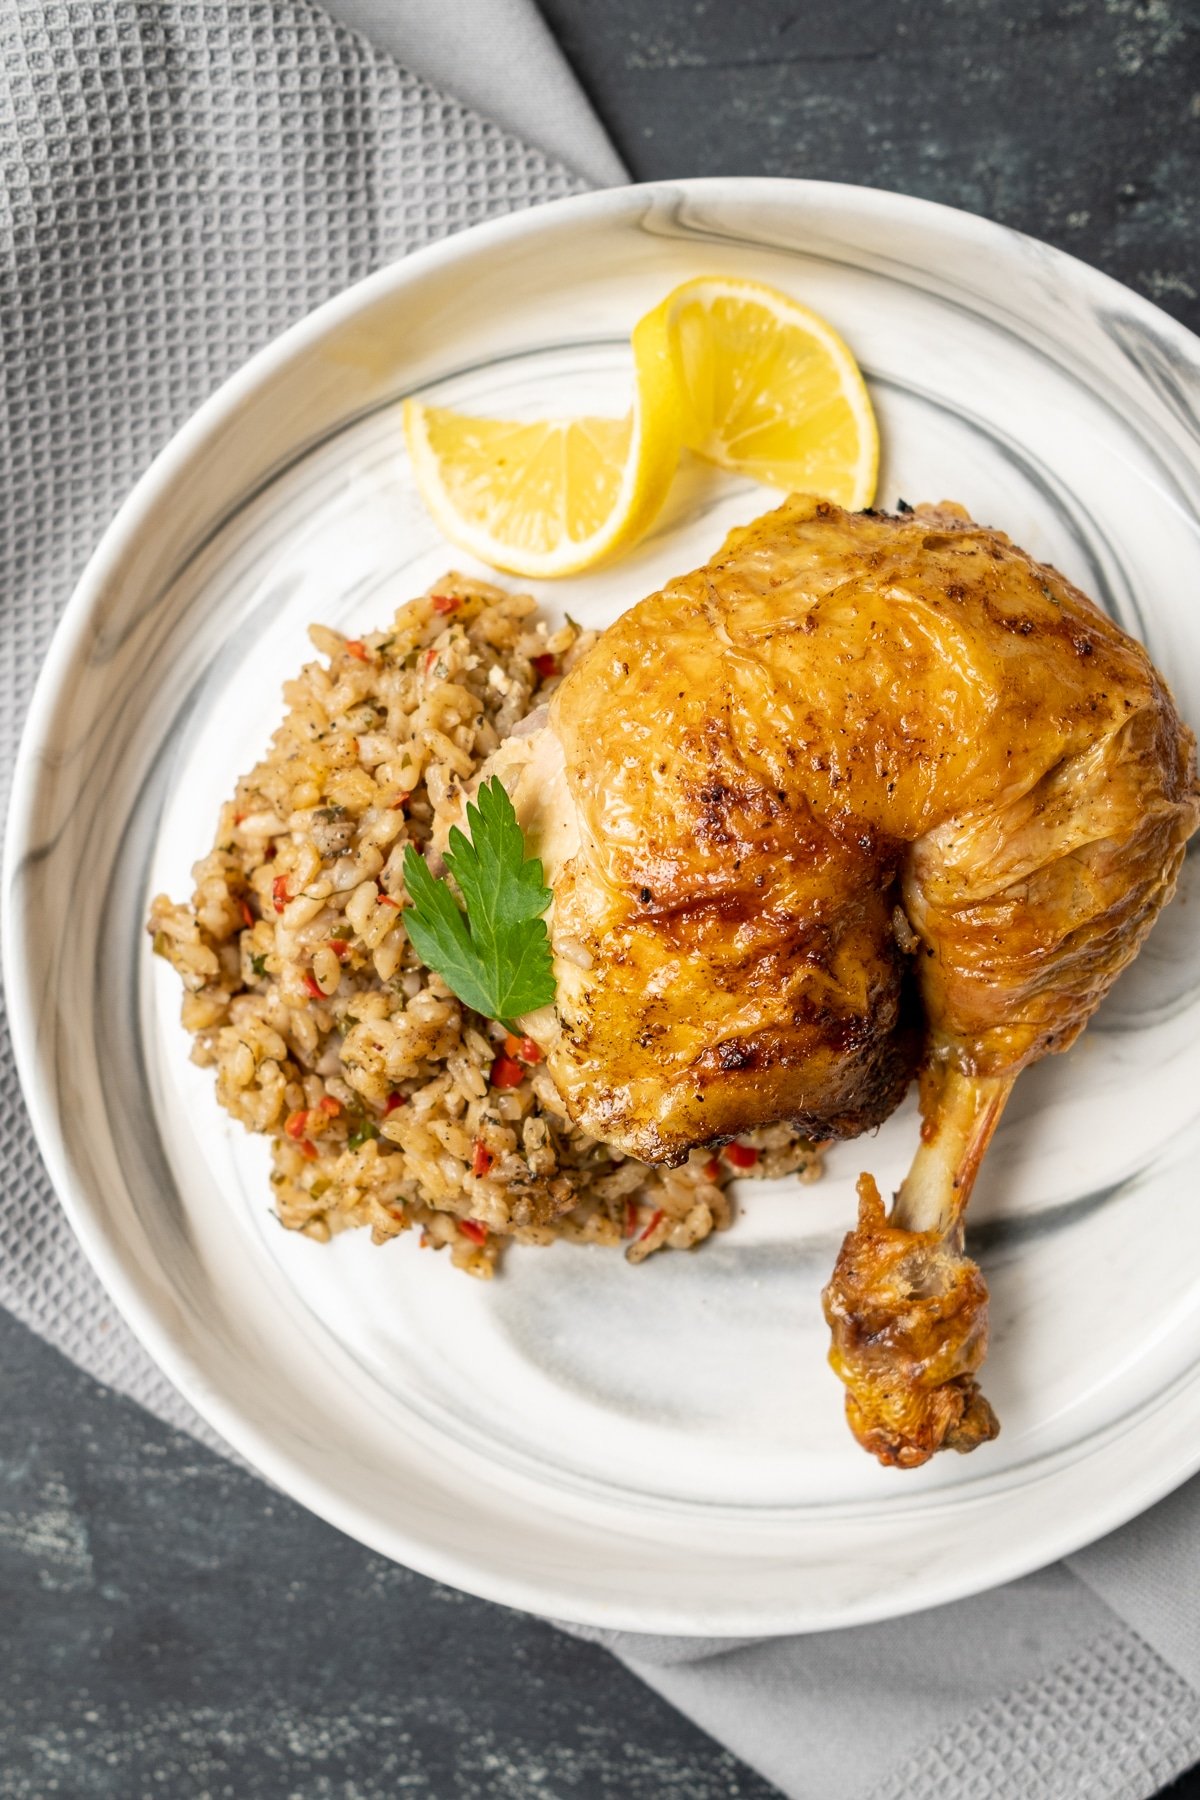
[401,777,555,1028]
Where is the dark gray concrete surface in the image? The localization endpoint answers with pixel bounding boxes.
[4,3,1199,1796]
[0,1310,775,1799]
[541,0,1200,337]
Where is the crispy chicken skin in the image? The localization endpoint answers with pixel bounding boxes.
[490,494,1200,1463]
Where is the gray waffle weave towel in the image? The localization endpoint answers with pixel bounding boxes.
[3,8,1200,1800]
[0,0,580,1436]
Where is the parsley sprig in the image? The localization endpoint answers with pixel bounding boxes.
[401,778,556,1029]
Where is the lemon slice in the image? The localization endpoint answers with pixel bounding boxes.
[404,276,877,576]
[402,308,681,579]
[646,275,878,508]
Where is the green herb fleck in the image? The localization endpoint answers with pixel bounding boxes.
[401,777,555,1029]
[347,1119,381,1151]
[250,953,268,978]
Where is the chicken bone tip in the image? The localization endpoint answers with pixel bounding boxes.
[822,1172,1000,1469]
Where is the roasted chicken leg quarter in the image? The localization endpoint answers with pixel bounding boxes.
[481,495,1200,1466]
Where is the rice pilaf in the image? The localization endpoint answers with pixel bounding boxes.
[149,576,825,1278]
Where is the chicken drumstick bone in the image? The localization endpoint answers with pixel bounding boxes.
[823,1063,1013,1468]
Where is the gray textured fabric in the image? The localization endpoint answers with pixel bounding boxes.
[0,0,580,1451]
[611,1560,1200,1800]
[3,7,1200,1799]
[319,0,626,185]
[872,1628,1200,1800]
[1070,1469,1200,1695]
[626,1565,1114,1794]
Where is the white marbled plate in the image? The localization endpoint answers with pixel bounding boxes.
[5,180,1200,1636]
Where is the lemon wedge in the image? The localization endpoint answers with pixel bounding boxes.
[403,275,877,576]
[647,275,878,508]
[401,306,681,580]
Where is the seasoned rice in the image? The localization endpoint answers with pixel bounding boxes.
[149,575,825,1278]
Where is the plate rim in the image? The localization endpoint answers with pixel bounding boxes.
[6,175,1200,1636]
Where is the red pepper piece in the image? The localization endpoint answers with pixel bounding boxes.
[458,1218,488,1244]
[302,971,324,1000]
[239,899,255,929]
[471,1141,494,1177]
[345,639,368,660]
[384,1093,406,1115]
[503,1033,542,1064]
[723,1142,759,1169]
[327,939,350,958]
[389,792,412,812]
[299,1138,318,1161]
[431,594,462,615]
[378,895,400,909]
[623,1199,639,1238]
[638,1208,665,1244]
[489,1053,525,1089]
[284,1109,308,1140]
[703,1156,721,1181]
[317,1095,341,1117]
[532,652,559,680]
[272,874,291,914]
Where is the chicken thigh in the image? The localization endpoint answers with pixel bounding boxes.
[484,495,1200,1465]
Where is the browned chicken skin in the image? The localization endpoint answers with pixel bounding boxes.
[489,494,1200,1465]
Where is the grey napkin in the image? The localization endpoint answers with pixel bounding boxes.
[319,0,625,187]
[0,0,583,1436]
[2,6,1198,1800]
